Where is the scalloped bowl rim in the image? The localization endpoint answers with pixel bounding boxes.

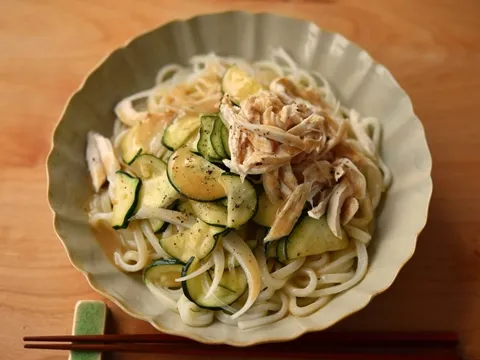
[46,10,433,346]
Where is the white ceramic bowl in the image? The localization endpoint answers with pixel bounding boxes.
[47,11,433,345]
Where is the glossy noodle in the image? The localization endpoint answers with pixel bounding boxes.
[85,48,390,328]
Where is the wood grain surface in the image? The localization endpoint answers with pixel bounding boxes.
[1,0,479,359]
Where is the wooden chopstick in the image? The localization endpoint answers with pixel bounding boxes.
[23,331,458,347]
[23,331,461,359]
[23,342,462,360]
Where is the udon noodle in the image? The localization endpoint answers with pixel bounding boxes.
[86,48,390,328]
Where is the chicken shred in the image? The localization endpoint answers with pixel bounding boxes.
[264,182,312,242]
[219,75,385,239]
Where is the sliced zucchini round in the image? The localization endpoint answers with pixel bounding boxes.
[167,147,226,202]
[162,114,201,151]
[284,215,349,260]
[220,122,230,158]
[211,117,227,158]
[130,154,166,178]
[185,132,200,154]
[253,192,281,228]
[276,238,288,264]
[218,198,228,207]
[121,128,142,165]
[190,200,228,227]
[222,65,263,103]
[219,173,258,228]
[159,220,225,263]
[137,173,179,210]
[264,241,277,258]
[121,115,165,164]
[150,219,168,234]
[143,258,184,288]
[182,257,248,309]
[198,115,222,162]
[130,154,180,232]
[111,171,141,229]
[174,199,195,216]
[132,156,179,211]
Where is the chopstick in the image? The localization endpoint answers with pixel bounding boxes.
[23,331,461,359]
[23,343,462,359]
[24,331,458,346]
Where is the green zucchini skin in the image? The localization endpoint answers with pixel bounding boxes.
[111,171,142,230]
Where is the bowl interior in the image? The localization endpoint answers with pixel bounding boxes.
[47,11,432,345]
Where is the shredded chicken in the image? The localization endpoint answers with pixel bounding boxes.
[264,182,312,242]
[86,132,107,191]
[218,73,385,240]
[326,180,352,238]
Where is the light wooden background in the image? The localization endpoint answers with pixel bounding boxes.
[1,0,479,359]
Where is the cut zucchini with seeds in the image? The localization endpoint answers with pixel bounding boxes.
[182,257,248,309]
[253,192,282,228]
[162,114,201,151]
[222,65,263,103]
[190,200,228,227]
[159,220,225,263]
[111,171,141,229]
[281,215,349,260]
[211,117,227,158]
[219,173,258,228]
[167,147,226,202]
[198,115,222,162]
[143,258,184,288]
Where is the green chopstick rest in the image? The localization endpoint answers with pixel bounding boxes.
[69,300,107,360]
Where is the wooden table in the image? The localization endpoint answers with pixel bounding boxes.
[1,0,479,359]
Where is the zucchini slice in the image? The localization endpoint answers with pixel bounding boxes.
[131,154,180,231]
[190,200,228,227]
[281,215,349,260]
[211,117,227,158]
[175,199,195,216]
[182,257,248,309]
[167,147,226,202]
[120,128,142,165]
[130,154,166,178]
[159,220,225,263]
[111,171,141,229]
[276,238,288,264]
[143,258,184,288]
[120,115,166,164]
[264,242,277,258]
[185,132,200,154]
[150,220,168,234]
[221,122,230,158]
[198,115,222,162]
[253,192,282,228]
[219,173,258,228]
[137,173,179,209]
[218,198,228,207]
[162,114,201,151]
[222,65,263,103]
